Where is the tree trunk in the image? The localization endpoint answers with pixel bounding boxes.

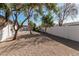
[30,30,32,35]
[59,22,62,26]
[5,10,10,22]
[28,19,32,35]
[13,30,18,40]
[45,27,47,32]
[59,20,63,26]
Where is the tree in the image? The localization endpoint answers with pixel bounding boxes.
[56,3,78,26]
[23,3,58,33]
[29,21,36,32]
[22,3,43,34]
[0,3,11,22]
[41,13,54,32]
[22,3,58,34]
[10,3,29,40]
[29,21,34,34]
[0,3,58,40]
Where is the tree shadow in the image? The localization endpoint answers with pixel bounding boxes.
[40,32,79,51]
[0,33,52,55]
[16,34,41,40]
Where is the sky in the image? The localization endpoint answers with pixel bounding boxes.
[54,3,79,24]
[8,11,42,26]
[0,3,79,26]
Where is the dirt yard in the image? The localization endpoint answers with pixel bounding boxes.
[0,31,79,56]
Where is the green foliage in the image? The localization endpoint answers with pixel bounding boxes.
[41,13,54,28]
[34,27,40,32]
[29,21,41,32]
[0,3,8,9]
[46,3,59,13]
[0,3,57,28]
[29,21,35,29]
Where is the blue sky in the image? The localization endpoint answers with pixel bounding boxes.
[0,3,79,26]
[54,3,79,24]
[9,11,42,26]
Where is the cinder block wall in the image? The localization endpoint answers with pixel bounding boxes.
[46,26,79,42]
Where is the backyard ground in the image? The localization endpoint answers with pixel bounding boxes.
[0,31,79,56]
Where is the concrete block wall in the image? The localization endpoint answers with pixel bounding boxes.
[46,26,79,42]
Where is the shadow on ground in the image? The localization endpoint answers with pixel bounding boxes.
[40,32,79,51]
[0,31,79,55]
[0,33,52,55]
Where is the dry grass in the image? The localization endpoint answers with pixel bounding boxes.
[0,31,79,56]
